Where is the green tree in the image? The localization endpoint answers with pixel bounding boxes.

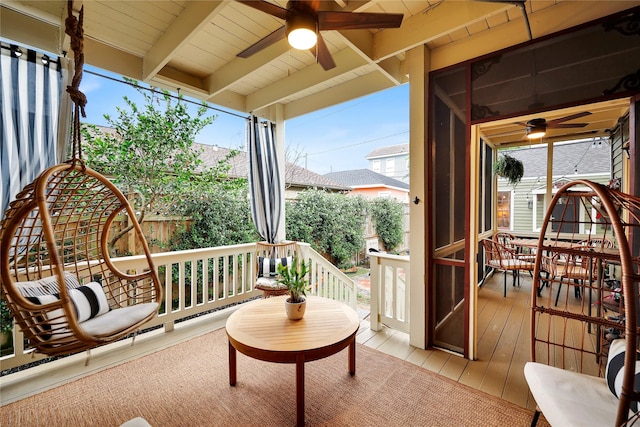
[286,189,367,268]
[81,79,233,252]
[369,198,404,252]
[169,184,259,250]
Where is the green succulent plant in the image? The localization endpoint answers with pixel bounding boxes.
[277,257,310,303]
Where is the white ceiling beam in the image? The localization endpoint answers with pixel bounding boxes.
[337,29,374,60]
[374,2,510,61]
[0,5,61,54]
[204,39,290,100]
[150,65,208,96]
[376,56,403,85]
[206,89,247,114]
[84,38,143,81]
[143,1,226,82]
[246,48,369,112]
[335,29,401,85]
[430,0,638,72]
[282,71,395,120]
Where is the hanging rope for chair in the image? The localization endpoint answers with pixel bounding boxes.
[0,1,162,358]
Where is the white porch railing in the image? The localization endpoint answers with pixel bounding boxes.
[0,242,355,371]
[369,252,410,333]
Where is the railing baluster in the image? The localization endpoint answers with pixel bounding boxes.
[0,242,357,371]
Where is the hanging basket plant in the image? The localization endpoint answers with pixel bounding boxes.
[494,153,524,186]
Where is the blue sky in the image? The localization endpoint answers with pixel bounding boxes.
[80,66,409,175]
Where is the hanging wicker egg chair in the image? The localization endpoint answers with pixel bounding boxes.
[0,162,162,357]
[0,2,162,358]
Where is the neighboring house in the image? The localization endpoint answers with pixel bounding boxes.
[496,139,611,233]
[366,143,409,184]
[324,169,410,253]
[324,169,409,203]
[89,125,349,199]
[198,143,349,200]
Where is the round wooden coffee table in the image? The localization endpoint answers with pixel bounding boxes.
[226,295,360,427]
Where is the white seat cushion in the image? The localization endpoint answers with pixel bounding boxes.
[79,303,159,336]
[255,277,287,291]
[525,362,620,426]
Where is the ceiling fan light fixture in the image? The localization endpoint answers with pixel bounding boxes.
[286,12,317,50]
[526,118,546,139]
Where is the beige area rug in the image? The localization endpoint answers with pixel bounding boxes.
[1,328,548,427]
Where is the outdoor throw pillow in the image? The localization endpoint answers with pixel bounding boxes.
[257,256,292,278]
[68,282,110,322]
[15,271,81,297]
[17,273,110,324]
[23,294,66,340]
[606,338,640,412]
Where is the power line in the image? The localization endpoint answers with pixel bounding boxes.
[84,68,249,119]
[306,131,409,155]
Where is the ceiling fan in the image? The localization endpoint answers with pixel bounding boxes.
[235,0,404,70]
[515,111,592,139]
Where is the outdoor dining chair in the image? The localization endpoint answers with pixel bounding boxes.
[481,239,535,297]
[550,238,613,306]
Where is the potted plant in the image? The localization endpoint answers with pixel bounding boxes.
[1,298,14,351]
[277,257,310,320]
[494,153,524,186]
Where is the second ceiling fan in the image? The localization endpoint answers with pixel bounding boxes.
[235,0,404,70]
[517,111,592,139]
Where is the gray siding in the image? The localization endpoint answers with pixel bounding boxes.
[498,175,610,233]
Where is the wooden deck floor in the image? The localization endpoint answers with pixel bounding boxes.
[2,272,540,413]
[357,271,539,411]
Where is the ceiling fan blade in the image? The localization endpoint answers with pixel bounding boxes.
[318,11,403,31]
[513,121,529,127]
[314,33,336,70]
[237,26,286,58]
[546,111,592,127]
[235,0,287,19]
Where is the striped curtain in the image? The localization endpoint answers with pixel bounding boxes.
[247,116,282,244]
[0,42,65,220]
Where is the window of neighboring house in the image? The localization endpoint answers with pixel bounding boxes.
[378,191,391,198]
[371,160,381,172]
[386,159,395,175]
[497,191,512,230]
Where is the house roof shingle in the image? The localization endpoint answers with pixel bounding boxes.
[366,143,409,160]
[323,169,409,190]
[504,139,610,179]
[197,143,349,191]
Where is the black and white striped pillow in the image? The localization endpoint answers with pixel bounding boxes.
[24,294,65,340]
[606,338,640,413]
[257,257,292,278]
[19,275,110,322]
[68,282,110,322]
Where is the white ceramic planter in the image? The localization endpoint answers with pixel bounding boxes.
[284,297,306,320]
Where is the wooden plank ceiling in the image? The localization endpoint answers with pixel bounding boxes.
[0,0,636,137]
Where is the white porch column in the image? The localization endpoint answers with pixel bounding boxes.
[263,103,287,242]
[407,45,428,349]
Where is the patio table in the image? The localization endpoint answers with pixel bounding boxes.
[225,295,360,427]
